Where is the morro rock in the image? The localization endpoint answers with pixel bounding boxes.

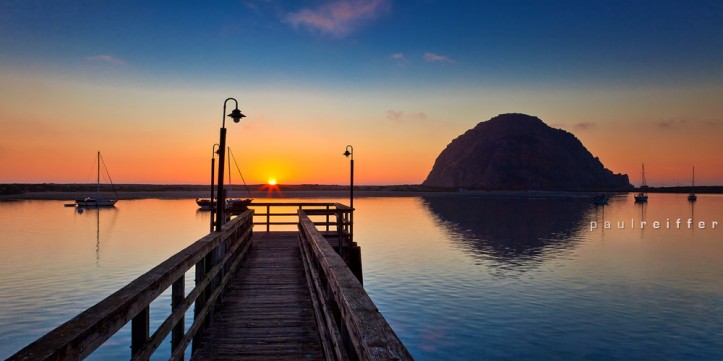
[423,113,631,191]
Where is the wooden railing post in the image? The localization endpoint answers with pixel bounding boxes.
[266,204,271,232]
[171,275,185,359]
[192,256,206,352]
[131,306,149,357]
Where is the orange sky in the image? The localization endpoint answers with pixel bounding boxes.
[2,2,723,186]
[1,70,722,186]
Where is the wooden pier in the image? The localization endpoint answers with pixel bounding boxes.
[8,203,412,361]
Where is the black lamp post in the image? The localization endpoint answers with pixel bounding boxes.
[343,145,354,242]
[215,98,246,232]
[209,143,219,232]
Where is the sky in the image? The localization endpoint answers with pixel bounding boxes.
[1,0,722,186]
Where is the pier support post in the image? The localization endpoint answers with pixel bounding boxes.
[171,275,185,358]
[131,306,149,357]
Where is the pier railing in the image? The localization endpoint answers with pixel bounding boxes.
[8,210,254,361]
[248,202,351,234]
[298,210,413,361]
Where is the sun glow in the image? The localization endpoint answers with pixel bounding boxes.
[268,179,277,186]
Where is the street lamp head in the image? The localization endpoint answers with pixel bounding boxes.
[343,145,353,158]
[228,108,246,123]
[343,149,351,157]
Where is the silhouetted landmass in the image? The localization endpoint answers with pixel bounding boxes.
[2,183,722,199]
[0,183,447,199]
[423,113,633,191]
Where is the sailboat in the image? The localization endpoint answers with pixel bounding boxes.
[76,151,118,207]
[688,166,697,202]
[634,163,649,203]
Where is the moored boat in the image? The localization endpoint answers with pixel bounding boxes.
[593,194,609,205]
[634,163,648,203]
[76,151,118,208]
[688,166,697,202]
[196,198,215,210]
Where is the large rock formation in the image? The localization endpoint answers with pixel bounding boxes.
[423,113,631,191]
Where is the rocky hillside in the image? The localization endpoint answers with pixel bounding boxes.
[423,113,631,191]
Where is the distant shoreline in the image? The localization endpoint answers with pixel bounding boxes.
[1,183,721,201]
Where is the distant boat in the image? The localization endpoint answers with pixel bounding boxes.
[593,194,609,205]
[688,166,697,202]
[76,151,118,208]
[634,163,648,203]
[196,198,215,210]
[226,198,252,212]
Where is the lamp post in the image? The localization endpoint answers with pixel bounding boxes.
[343,145,354,243]
[210,143,219,232]
[215,98,246,232]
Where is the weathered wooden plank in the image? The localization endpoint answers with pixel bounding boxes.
[190,233,324,361]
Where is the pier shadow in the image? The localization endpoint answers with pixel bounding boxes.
[422,196,593,269]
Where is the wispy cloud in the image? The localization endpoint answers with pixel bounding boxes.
[387,110,428,123]
[390,52,408,65]
[423,52,455,63]
[85,54,127,66]
[657,118,689,129]
[573,122,596,131]
[286,0,389,37]
[386,110,404,120]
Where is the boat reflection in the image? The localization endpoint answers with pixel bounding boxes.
[422,196,592,268]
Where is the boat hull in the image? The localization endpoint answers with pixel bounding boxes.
[76,198,117,207]
[196,198,216,210]
[634,193,648,203]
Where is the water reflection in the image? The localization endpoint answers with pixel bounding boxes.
[421,196,592,267]
[75,207,119,266]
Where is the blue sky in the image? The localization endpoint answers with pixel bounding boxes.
[3,0,721,87]
[1,1,722,184]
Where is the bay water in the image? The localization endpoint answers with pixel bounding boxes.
[1,194,722,360]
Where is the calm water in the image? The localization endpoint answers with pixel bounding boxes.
[1,195,722,360]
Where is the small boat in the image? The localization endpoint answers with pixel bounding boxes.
[196,198,215,210]
[688,166,697,202]
[593,194,609,205]
[76,151,118,208]
[634,163,648,203]
[226,198,253,212]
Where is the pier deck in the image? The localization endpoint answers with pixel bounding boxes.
[191,232,324,360]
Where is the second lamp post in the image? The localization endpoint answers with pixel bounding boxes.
[343,145,354,242]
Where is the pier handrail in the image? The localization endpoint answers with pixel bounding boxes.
[8,210,254,361]
[298,210,414,361]
[249,202,351,236]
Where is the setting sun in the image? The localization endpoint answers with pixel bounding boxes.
[268,179,277,186]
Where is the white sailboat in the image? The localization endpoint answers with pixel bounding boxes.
[76,151,118,207]
[688,166,697,202]
[634,163,648,203]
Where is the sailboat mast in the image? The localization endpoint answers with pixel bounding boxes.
[641,163,646,187]
[97,151,100,199]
